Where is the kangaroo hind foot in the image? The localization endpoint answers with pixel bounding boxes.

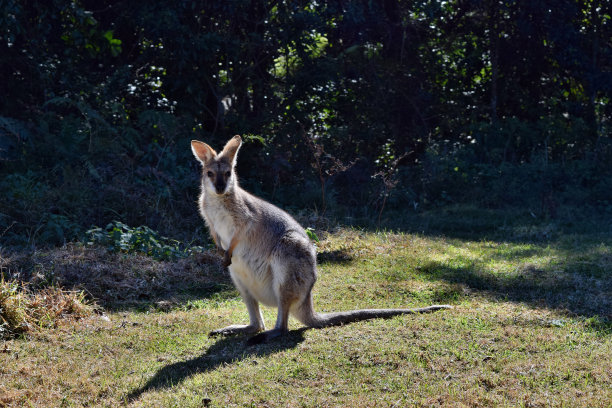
[209,324,262,337]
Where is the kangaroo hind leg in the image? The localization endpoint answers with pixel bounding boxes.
[247,237,315,345]
[247,281,297,345]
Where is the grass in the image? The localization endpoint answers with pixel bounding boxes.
[1,210,611,407]
[0,278,95,338]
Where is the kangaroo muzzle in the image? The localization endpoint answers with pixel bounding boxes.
[214,174,227,194]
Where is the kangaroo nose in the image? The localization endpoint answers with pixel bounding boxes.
[214,173,227,194]
[215,183,226,194]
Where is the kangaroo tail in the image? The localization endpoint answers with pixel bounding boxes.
[295,296,452,329]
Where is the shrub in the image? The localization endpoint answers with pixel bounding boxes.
[85,221,203,261]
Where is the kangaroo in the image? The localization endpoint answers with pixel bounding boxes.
[191,135,451,344]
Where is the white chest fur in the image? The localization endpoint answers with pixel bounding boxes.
[199,194,235,250]
[199,193,277,306]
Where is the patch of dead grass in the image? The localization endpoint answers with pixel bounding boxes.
[0,243,226,340]
[0,276,94,339]
[1,243,227,310]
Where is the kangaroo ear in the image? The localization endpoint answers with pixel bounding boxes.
[191,140,217,164]
[221,135,242,166]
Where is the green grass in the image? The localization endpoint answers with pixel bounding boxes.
[1,220,611,407]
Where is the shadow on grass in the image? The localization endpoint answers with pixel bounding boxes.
[74,272,237,313]
[343,205,612,328]
[0,245,238,313]
[126,329,307,402]
[317,248,354,264]
[367,205,612,243]
[3,205,610,330]
[412,259,612,327]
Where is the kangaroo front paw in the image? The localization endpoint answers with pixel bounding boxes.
[222,251,232,268]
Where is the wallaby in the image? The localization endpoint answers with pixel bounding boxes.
[191,135,451,344]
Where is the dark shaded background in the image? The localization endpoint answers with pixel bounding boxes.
[1,0,610,248]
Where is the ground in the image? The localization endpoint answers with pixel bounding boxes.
[1,209,611,407]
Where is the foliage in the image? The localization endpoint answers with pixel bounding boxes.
[305,227,320,243]
[0,277,25,337]
[0,0,611,247]
[85,221,202,261]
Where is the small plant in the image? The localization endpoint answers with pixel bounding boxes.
[305,135,354,214]
[0,277,27,337]
[85,221,201,261]
[305,227,320,243]
[372,143,409,226]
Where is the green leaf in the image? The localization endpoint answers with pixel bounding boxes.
[305,227,320,243]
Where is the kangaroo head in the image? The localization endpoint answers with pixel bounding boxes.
[191,135,242,195]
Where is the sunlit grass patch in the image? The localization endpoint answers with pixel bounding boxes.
[318,227,611,320]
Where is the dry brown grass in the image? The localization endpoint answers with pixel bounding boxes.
[1,243,227,310]
[0,277,94,338]
[0,243,226,339]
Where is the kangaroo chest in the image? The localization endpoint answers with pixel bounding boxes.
[201,198,236,251]
[200,193,277,306]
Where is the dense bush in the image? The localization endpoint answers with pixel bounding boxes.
[1,1,610,247]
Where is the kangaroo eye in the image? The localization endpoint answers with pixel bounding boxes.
[225,171,231,178]
[207,171,214,178]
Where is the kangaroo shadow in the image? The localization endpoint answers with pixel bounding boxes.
[127,328,307,402]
